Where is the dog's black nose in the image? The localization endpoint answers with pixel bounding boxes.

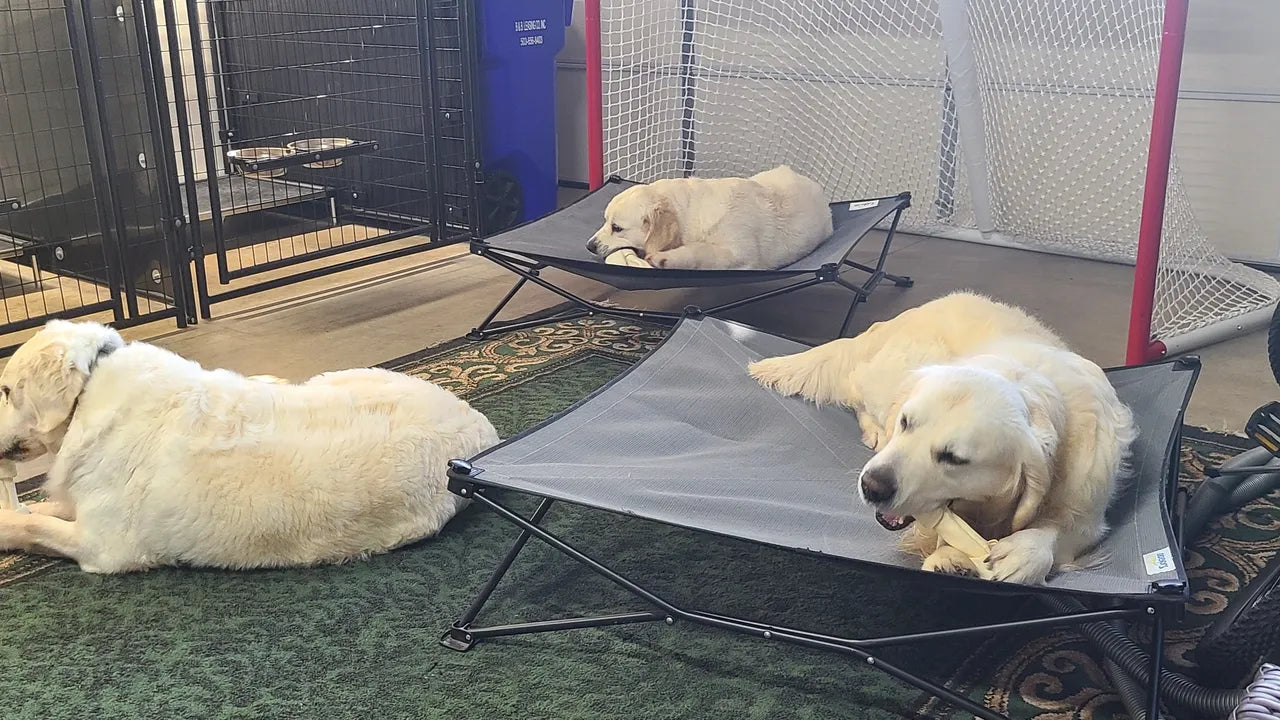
[860,467,896,505]
[586,237,600,254]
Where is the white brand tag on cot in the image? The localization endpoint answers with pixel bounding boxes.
[1143,547,1174,575]
[847,200,879,211]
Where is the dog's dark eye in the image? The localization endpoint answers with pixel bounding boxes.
[934,448,969,466]
[0,386,9,401]
[899,415,911,431]
[610,223,622,233]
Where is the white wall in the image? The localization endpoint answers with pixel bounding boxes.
[1175,0,1280,262]
[553,1,1280,261]
[555,1,590,184]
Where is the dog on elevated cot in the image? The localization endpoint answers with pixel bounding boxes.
[585,165,834,270]
[0,319,498,573]
[747,291,1136,585]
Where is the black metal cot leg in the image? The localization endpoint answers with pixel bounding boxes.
[852,209,913,292]
[840,206,912,281]
[839,290,862,337]
[442,497,557,651]
[468,249,684,339]
[841,261,912,291]
[450,487,1013,720]
[873,207,911,282]
[843,240,912,289]
[699,276,826,316]
[832,207,914,337]
[456,612,669,644]
[885,271,914,288]
[1148,611,1165,720]
[470,308,594,341]
[465,262,601,340]
[469,275,532,340]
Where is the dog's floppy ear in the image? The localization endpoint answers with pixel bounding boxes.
[1010,378,1065,531]
[642,196,682,255]
[22,322,124,434]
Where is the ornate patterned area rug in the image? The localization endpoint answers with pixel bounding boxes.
[0,317,1266,720]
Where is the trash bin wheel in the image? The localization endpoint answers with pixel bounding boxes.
[481,171,523,235]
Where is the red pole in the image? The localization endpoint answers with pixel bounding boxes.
[585,0,605,190]
[1125,0,1189,365]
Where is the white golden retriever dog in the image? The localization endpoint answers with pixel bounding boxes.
[585,165,833,270]
[0,320,498,574]
[748,292,1136,585]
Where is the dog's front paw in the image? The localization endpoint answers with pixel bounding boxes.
[647,251,673,269]
[861,428,883,451]
[860,424,885,451]
[0,508,29,549]
[985,530,1055,585]
[922,546,981,577]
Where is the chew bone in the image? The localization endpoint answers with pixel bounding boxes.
[603,248,653,268]
[915,508,999,580]
[0,459,27,513]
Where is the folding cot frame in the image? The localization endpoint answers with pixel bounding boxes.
[464,177,915,341]
[438,315,1201,720]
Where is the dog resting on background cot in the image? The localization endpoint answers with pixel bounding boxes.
[585,165,834,270]
[0,320,498,573]
[747,291,1136,585]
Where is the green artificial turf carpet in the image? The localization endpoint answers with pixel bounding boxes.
[0,317,1266,719]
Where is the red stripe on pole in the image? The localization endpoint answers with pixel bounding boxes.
[1126,0,1189,366]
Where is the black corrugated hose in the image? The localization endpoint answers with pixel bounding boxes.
[1228,464,1280,508]
[1040,596,1246,717]
[1106,657,1151,720]
[1181,448,1280,549]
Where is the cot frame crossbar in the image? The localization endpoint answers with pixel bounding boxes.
[441,461,1183,720]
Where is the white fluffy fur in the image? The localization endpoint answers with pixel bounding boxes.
[586,165,834,270]
[747,291,1136,585]
[0,320,498,574]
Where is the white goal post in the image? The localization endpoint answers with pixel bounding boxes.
[582,0,1280,363]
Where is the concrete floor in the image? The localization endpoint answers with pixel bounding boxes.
[6,226,1273,479]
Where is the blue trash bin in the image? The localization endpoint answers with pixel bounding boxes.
[475,0,573,234]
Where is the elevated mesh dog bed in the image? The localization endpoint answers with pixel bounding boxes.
[467,178,913,340]
[443,316,1200,720]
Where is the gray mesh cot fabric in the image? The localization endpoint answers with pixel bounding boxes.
[465,177,914,340]
[460,316,1197,597]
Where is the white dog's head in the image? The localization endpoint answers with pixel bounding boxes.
[859,361,1063,534]
[586,185,682,260]
[0,320,124,461]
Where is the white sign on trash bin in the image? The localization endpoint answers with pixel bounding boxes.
[515,18,547,46]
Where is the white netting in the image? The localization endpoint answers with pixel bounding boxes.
[598,0,1279,348]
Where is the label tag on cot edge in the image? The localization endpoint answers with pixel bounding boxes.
[1143,547,1175,575]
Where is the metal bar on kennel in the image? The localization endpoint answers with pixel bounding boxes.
[131,0,190,326]
[63,0,128,324]
[155,0,209,324]
[179,0,226,318]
